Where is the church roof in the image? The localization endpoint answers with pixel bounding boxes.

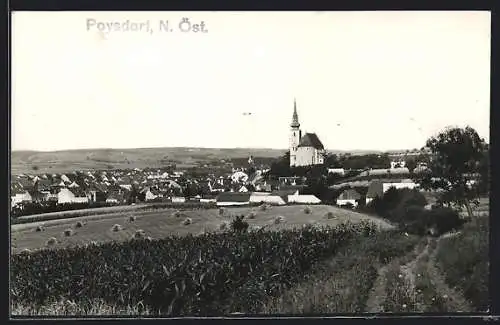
[298,133,324,150]
[290,99,300,128]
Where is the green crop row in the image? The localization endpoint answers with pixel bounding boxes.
[11,220,378,316]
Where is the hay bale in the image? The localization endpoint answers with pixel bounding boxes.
[64,228,73,237]
[325,212,336,219]
[46,237,57,246]
[274,215,285,224]
[75,221,84,228]
[112,224,122,232]
[36,225,44,232]
[183,217,192,225]
[304,206,311,214]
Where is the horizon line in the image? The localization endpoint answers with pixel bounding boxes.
[11,146,419,154]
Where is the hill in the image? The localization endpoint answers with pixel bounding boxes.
[11,147,393,175]
[10,147,287,175]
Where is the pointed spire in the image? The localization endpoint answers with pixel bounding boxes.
[291,98,300,128]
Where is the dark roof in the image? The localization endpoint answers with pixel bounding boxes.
[298,133,324,150]
[216,192,251,202]
[271,189,299,197]
[366,180,384,198]
[338,189,361,200]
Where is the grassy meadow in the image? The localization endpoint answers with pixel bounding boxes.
[11,204,393,254]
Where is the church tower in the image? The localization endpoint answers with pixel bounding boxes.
[289,98,301,167]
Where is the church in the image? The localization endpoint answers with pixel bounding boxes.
[289,99,326,167]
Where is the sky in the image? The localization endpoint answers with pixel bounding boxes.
[11,11,491,152]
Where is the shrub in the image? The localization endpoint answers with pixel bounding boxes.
[219,208,225,216]
[133,230,145,239]
[247,211,256,219]
[370,188,427,220]
[112,224,122,232]
[219,221,230,231]
[129,215,136,222]
[230,215,249,233]
[260,204,267,211]
[64,229,73,237]
[145,236,153,242]
[274,216,285,224]
[183,218,192,226]
[304,206,311,214]
[21,248,31,254]
[428,207,464,235]
[75,221,84,228]
[36,226,44,232]
[344,202,354,209]
[171,211,181,218]
[46,237,57,246]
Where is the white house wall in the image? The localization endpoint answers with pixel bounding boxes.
[337,199,358,207]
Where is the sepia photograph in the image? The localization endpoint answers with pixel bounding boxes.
[10,11,490,317]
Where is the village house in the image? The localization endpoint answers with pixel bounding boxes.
[11,182,32,207]
[216,192,251,206]
[365,179,418,205]
[336,188,362,208]
[249,192,287,205]
[57,188,89,204]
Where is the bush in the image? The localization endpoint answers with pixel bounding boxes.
[274,216,285,224]
[260,204,267,211]
[230,215,249,233]
[247,211,256,219]
[129,215,136,222]
[369,188,427,220]
[171,211,181,218]
[219,221,230,231]
[345,202,355,209]
[64,229,73,237]
[36,226,44,232]
[304,207,311,214]
[75,221,84,228]
[112,224,122,232]
[183,218,192,226]
[428,207,464,235]
[219,208,225,216]
[133,229,146,239]
[46,237,57,246]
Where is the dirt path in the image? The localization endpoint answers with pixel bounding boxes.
[365,238,428,313]
[364,263,390,313]
[426,236,472,312]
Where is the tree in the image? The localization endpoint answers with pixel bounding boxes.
[268,151,292,178]
[417,126,487,220]
[405,157,417,173]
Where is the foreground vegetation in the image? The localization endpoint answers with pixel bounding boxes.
[11,221,378,316]
[434,216,489,312]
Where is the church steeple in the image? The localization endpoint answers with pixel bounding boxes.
[291,98,300,128]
